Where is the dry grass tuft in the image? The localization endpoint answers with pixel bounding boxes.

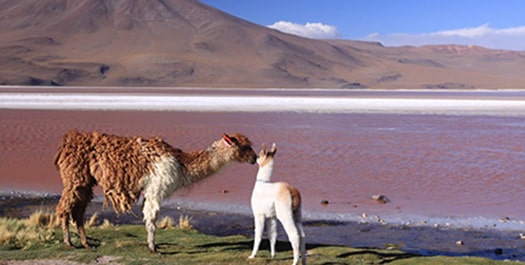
[156,215,193,230]
[101,219,114,229]
[26,210,60,229]
[0,210,59,249]
[86,213,98,227]
[157,216,174,230]
[178,215,193,230]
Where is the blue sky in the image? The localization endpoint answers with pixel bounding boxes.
[200,0,525,51]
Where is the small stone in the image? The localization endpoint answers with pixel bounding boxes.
[371,194,390,204]
[500,217,510,223]
[494,248,503,255]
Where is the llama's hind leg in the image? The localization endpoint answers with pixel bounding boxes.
[297,222,306,265]
[72,187,94,249]
[279,216,301,265]
[56,189,75,248]
[72,204,90,249]
[61,216,72,248]
[56,201,72,248]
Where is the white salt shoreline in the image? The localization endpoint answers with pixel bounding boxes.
[165,197,525,233]
[1,91,525,116]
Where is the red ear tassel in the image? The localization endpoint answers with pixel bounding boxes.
[222,134,233,147]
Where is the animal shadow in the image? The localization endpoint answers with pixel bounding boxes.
[155,242,181,255]
[63,235,101,250]
[337,249,420,263]
[199,239,310,258]
[197,239,253,252]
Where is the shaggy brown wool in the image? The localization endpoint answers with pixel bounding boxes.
[54,130,256,251]
[55,131,153,215]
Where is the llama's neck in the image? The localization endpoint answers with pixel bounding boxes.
[181,144,233,183]
[255,160,274,183]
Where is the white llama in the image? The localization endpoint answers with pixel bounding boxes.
[248,143,306,265]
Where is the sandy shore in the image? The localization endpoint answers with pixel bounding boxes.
[1,192,524,262]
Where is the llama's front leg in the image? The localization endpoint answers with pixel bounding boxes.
[143,197,160,253]
[145,218,157,252]
[249,214,265,259]
[268,217,277,258]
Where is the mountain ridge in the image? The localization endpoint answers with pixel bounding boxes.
[1,0,525,89]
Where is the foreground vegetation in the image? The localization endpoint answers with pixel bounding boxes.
[0,211,522,265]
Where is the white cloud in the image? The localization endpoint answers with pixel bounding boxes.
[434,23,493,38]
[268,21,340,39]
[364,24,525,51]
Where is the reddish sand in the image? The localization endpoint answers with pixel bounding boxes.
[1,109,525,225]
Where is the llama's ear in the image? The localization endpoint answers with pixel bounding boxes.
[260,143,267,155]
[269,143,277,156]
[222,133,233,147]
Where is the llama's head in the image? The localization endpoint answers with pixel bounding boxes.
[257,143,277,167]
[221,133,257,164]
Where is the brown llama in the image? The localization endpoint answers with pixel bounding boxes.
[54,130,257,252]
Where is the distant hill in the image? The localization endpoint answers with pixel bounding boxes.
[1,0,525,89]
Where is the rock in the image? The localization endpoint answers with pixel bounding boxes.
[371,194,390,204]
[494,248,503,255]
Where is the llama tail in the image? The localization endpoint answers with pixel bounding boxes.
[288,185,302,222]
[53,135,68,169]
[53,130,85,169]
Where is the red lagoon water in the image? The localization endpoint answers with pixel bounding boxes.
[1,110,524,223]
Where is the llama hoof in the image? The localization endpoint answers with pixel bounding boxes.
[248,255,255,259]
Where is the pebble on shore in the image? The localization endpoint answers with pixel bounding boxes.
[371,194,390,204]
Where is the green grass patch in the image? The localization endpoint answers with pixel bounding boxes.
[0,212,523,265]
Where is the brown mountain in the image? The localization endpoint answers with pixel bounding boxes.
[1,0,524,89]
